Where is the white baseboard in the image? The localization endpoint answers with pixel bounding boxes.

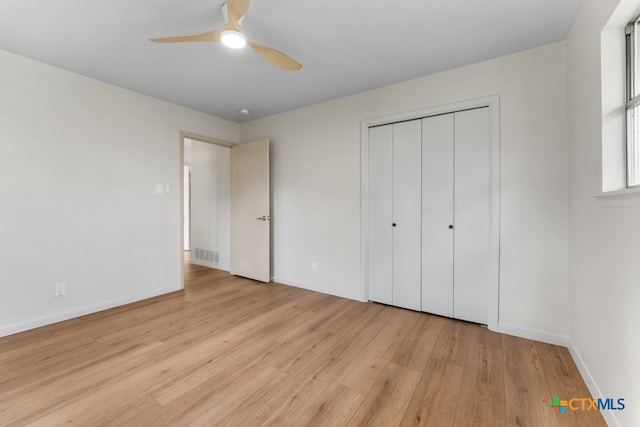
[189,259,230,271]
[0,285,181,338]
[272,276,366,302]
[499,323,619,426]
[567,341,620,427]
[497,322,569,346]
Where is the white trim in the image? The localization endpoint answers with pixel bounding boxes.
[500,323,620,426]
[595,186,640,208]
[567,340,621,427]
[487,96,501,332]
[180,130,235,148]
[179,135,185,290]
[595,186,640,207]
[595,186,640,197]
[273,276,366,302]
[190,259,230,272]
[0,285,181,338]
[360,95,501,331]
[497,322,569,347]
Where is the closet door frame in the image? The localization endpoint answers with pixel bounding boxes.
[360,95,500,331]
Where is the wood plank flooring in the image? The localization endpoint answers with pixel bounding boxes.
[0,259,606,426]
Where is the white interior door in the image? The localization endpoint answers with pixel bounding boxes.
[368,125,393,305]
[453,108,491,324]
[392,120,422,311]
[421,113,454,317]
[230,139,271,282]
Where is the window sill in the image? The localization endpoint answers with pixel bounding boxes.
[595,186,640,207]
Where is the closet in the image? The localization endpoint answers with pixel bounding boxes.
[367,107,493,325]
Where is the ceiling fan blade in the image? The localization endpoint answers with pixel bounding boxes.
[151,30,221,43]
[226,0,250,28]
[248,41,303,71]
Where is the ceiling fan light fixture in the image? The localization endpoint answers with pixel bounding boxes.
[220,29,247,49]
[152,0,302,70]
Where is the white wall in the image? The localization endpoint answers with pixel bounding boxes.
[240,42,570,339]
[189,140,231,270]
[567,0,640,425]
[0,49,238,336]
[3,8,636,420]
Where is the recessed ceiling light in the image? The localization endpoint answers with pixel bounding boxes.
[240,108,250,115]
[220,29,247,49]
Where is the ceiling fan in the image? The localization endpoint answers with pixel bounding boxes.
[151,0,303,71]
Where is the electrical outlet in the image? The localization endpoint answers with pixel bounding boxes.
[55,283,66,297]
[311,262,317,273]
[344,270,350,280]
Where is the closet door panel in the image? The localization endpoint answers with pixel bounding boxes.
[368,125,393,305]
[421,114,454,317]
[392,120,422,311]
[454,108,491,324]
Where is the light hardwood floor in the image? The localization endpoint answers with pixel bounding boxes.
[0,258,606,426]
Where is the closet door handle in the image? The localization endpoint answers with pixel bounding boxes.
[392,223,397,227]
[448,225,454,229]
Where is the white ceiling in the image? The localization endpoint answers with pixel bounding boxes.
[0,0,582,123]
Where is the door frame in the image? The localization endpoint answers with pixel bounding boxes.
[183,163,191,252]
[178,130,234,290]
[359,95,500,331]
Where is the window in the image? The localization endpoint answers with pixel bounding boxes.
[626,17,640,187]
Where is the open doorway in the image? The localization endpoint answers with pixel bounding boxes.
[183,163,191,268]
[179,131,234,288]
[183,142,191,252]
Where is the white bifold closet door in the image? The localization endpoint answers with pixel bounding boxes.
[368,125,393,305]
[368,107,491,325]
[452,108,491,324]
[421,113,455,318]
[368,121,421,311]
[421,107,491,324]
[392,121,422,311]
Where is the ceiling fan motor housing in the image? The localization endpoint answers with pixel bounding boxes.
[221,2,245,26]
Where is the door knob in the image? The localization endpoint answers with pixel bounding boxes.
[392,223,397,227]
[448,225,454,229]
